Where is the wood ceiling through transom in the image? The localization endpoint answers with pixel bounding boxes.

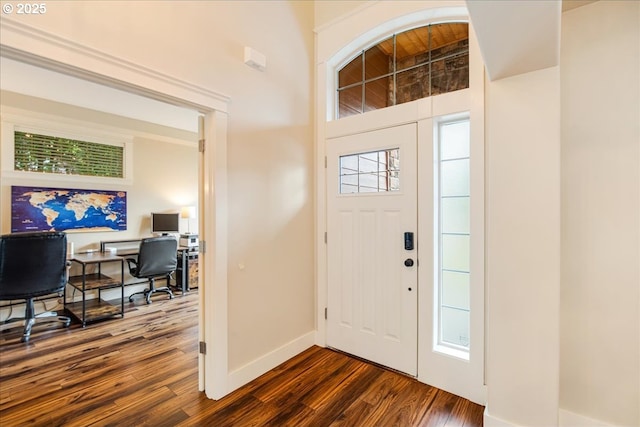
[376,23,468,59]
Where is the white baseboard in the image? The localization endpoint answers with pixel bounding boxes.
[559,409,617,427]
[484,407,523,427]
[227,331,316,394]
[484,407,620,427]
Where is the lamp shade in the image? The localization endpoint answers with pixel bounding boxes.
[181,206,196,219]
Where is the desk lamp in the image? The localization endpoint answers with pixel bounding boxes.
[180,206,196,234]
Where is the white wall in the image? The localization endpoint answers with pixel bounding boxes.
[560,2,640,426]
[0,1,316,373]
[484,66,561,426]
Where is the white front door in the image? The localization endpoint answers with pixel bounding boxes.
[326,124,418,376]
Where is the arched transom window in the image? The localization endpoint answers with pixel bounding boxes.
[337,22,469,118]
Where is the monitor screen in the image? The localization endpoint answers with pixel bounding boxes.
[151,212,180,234]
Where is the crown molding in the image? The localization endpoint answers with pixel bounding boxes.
[0,16,230,113]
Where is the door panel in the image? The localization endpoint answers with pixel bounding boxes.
[326,124,417,376]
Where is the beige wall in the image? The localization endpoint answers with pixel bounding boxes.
[484,66,561,426]
[560,1,640,425]
[314,0,367,29]
[0,0,316,372]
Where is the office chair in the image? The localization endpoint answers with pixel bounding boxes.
[0,231,72,343]
[126,236,177,304]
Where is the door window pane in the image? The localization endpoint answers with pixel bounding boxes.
[339,149,399,194]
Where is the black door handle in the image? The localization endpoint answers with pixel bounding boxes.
[404,258,414,267]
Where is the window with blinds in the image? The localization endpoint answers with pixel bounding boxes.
[14,131,124,178]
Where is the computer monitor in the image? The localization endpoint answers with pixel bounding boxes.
[150,212,180,234]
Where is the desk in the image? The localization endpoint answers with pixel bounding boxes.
[66,252,125,327]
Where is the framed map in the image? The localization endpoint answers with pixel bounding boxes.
[11,186,127,233]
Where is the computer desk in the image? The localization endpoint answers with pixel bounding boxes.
[66,251,125,327]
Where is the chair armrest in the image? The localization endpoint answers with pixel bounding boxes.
[124,257,140,277]
[124,257,138,271]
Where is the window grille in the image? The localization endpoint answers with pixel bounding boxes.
[337,22,469,119]
[14,131,124,178]
[339,148,400,194]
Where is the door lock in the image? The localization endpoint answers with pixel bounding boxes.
[404,258,414,267]
[404,232,414,250]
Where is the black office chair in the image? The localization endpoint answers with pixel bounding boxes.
[0,231,72,343]
[126,236,177,304]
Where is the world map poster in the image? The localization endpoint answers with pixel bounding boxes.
[11,186,127,233]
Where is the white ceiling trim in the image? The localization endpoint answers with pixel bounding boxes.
[465,0,561,81]
[1,57,201,134]
[0,16,230,127]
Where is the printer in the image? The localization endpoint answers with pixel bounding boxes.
[179,233,199,248]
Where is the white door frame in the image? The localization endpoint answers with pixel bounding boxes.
[0,16,231,399]
[315,2,485,404]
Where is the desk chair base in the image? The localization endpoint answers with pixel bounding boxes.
[1,298,71,342]
[128,277,174,305]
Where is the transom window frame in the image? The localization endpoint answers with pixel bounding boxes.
[1,113,133,185]
[335,21,470,119]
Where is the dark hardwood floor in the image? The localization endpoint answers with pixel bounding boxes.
[0,293,483,426]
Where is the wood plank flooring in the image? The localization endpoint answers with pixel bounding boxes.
[0,293,483,426]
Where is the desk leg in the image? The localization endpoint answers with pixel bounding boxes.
[120,259,125,318]
[182,251,187,294]
[81,264,87,327]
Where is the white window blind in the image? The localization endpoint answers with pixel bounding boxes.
[14,131,124,178]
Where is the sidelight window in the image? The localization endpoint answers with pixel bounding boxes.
[436,118,470,352]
